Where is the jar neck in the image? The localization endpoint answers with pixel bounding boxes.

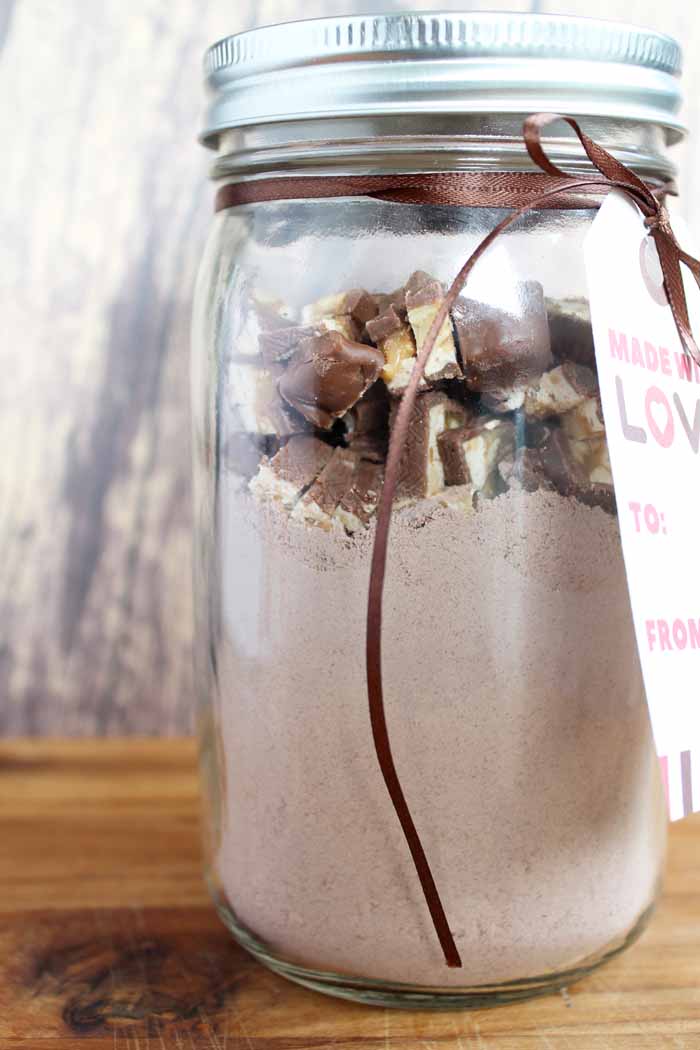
[210,113,677,187]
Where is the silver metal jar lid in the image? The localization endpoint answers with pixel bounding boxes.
[201,12,684,148]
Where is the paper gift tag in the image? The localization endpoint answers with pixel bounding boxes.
[584,190,700,820]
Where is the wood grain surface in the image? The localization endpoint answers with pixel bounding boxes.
[0,738,698,1049]
[2,0,700,734]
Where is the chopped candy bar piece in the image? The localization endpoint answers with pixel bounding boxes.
[374,286,407,319]
[524,362,598,420]
[562,396,605,440]
[366,304,404,345]
[404,270,437,297]
[279,331,384,429]
[259,323,325,365]
[344,384,390,461]
[366,305,422,395]
[539,429,615,512]
[292,447,359,528]
[438,417,515,491]
[335,459,384,533]
[319,314,363,342]
[546,297,596,368]
[233,292,295,357]
[453,282,552,393]
[249,435,333,508]
[227,360,307,437]
[302,288,379,327]
[405,272,462,383]
[391,392,468,500]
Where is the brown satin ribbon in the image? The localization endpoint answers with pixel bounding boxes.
[216,113,700,970]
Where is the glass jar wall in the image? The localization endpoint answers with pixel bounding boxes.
[193,12,681,1008]
[192,194,666,1005]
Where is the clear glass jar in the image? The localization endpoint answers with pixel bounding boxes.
[192,13,681,1008]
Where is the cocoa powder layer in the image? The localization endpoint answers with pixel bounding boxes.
[214,487,666,987]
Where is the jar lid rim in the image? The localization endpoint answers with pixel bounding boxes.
[201,12,685,148]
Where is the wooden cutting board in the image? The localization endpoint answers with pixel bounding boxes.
[1,739,699,1049]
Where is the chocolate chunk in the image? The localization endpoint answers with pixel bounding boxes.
[227,360,308,437]
[405,273,462,383]
[438,417,515,491]
[391,392,468,500]
[259,323,325,365]
[249,435,334,508]
[278,331,384,429]
[344,384,390,461]
[374,286,407,320]
[303,288,379,327]
[524,362,599,420]
[453,281,552,393]
[335,459,384,533]
[546,297,596,368]
[539,429,615,512]
[405,270,439,297]
[366,305,404,346]
[292,447,359,528]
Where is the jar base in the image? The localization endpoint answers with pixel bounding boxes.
[212,890,657,1010]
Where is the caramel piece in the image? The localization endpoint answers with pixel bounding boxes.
[279,331,384,429]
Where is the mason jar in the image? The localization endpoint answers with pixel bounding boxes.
[192,12,680,1008]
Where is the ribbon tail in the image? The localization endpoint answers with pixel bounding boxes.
[654,232,700,366]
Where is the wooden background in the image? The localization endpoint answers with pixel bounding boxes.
[2,0,699,735]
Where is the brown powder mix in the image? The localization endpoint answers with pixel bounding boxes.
[213,487,665,987]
